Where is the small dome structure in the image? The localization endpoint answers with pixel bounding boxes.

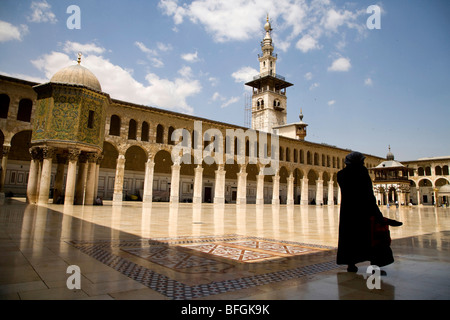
[386,145,395,160]
[50,54,102,92]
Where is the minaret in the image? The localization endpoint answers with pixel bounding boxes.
[245,15,293,133]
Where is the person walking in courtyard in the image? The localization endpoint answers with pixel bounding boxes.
[337,151,402,274]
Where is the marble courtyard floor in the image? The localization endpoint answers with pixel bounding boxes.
[0,198,449,300]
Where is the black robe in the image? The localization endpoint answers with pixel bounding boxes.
[337,164,394,267]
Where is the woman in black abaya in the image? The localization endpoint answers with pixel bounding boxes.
[337,152,401,273]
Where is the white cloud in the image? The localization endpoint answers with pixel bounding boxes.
[31,47,201,114]
[212,92,224,101]
[178,65,193,78]
[328,57,351,72]
[181,51,200,63]
[158,0,187,25]
[231,66,258,83]
[0,21,28,42]
[135,41,157,55]
[296,34,320,53]
[28,0,57,24]
[220,96,240,109]
[309,82,319,91]
[210,91,240,108]
[158,0,365,52]
[322,9,354,32]
[328,100,336,106]
[134,41,167,68]
[364,77,373,86]
[209,77,219,87]
[63,41,106,55]
[157,42,173,52]
[304,72,313,81]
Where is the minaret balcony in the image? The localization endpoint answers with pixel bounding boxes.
[253,71,285,81]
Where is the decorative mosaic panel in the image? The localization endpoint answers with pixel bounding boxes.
[68,235,338,300]
[32,85,106,149]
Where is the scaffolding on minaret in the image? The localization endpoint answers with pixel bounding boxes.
[244,92,252,128]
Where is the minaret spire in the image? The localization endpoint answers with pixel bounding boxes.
[245,15,293,133]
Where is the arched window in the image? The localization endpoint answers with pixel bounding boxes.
[314,153,319,166]
[425,167,431,176]
[0,94,10,119]
[245,139,249,157]
[279,147,284,161]
[294,149,298,163]
[128,119,137,140]
[141,121,149,142]
[307,151,312,165]
[109,115,121,136]
[168,126,175,145]
[443,166,449,175]
[435,166,442,176]
[418,167,425,176]
[17,99,32,122]
[286,148,290,162]
[156,124,164,143]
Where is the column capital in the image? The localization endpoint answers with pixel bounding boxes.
[29,147,42,161]
[2,145,11,157]
[97,153,104,165]
[42,147,55,159]
[87,152,99,163]
[68,148,81,162]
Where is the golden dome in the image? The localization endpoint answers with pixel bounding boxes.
[50,58,102,92]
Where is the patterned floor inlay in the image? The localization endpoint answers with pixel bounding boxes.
[68,235,338,300]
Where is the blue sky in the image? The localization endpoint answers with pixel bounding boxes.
[1,0,449,161]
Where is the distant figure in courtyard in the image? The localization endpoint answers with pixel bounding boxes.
[94,196,103,206]
[337,151,402,274]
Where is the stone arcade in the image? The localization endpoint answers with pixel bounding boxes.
[0,18,449,207]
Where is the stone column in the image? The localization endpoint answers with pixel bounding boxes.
[113,154,126,203]
[193,164,203,204]
[84,153,99,205]
[143,156,155,203]
[287,172,294,205]
[52,154,66,203]
[316,179,324,205]
[214,164,226,204]
[328,180,335,205]
[0,145,11,193]
[38,147,55,205]
[170,163,181,203]
[301,177,309,205]
[26,148,42,204]
[337,186,341,205]
[64,149,80,205]
[272,171,280,205]
[256,165,265,205]
[75,153,88,205]
[94,154,103,200]
[236,164,247,204]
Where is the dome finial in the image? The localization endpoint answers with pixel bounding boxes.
[264,14,272,32]
[299,108,304,121]
[77,52,82,65]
